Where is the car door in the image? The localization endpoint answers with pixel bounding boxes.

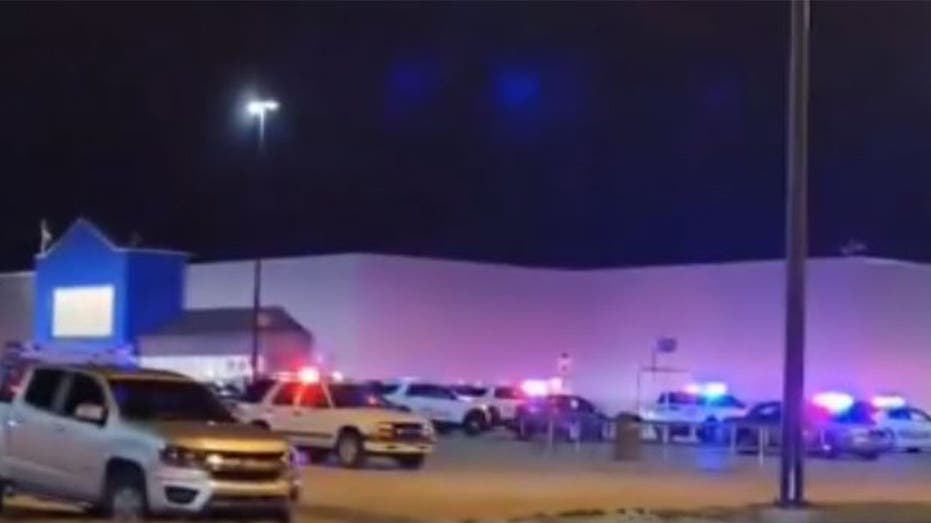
[295,383,336,448]
[885,407,931,450]
[406,384,457,423]
[266,382,302,434]
[54,371,110,500]
[5,368,71,495]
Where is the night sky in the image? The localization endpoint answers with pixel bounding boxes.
[2,2,930,271]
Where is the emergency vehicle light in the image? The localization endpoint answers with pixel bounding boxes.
[298,367,320,384]
[871,394,906,409]
[812,391,854,413]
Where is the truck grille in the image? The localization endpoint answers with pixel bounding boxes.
[392,423,426,441]
[205,451,286,482]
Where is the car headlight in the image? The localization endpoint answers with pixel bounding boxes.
[160,445,208,469]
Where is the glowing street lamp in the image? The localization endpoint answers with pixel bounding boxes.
[246,98,279,153]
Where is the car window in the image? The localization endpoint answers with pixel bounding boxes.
[242,379,276,403]
[494,387,523,400]
[700,394,746,408]
[886,408,912,421]
[408,384,457,400]
[63,373,106,423]
[658,392,697,405]
[24,369,66,411]
[832,402,876,425]
[750,402,781,421]
[910,408,931,423]
[376,383,399,395]
[273,382,301,406]
[299,384,330,408]
[452,385,487,397]
[575,397,596,414]
[329,384,390,408]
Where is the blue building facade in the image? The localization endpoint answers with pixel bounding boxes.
[33,219,186,354]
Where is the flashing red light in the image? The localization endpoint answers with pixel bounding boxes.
[298,367,320,384]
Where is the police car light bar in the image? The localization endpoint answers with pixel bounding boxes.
[684,381,729,398]
[871,394,906,409]
[812,391,854,413]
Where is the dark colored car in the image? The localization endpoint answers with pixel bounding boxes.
[733,400,893,459]
[512,394,609,442]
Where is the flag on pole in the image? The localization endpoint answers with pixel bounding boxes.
[39,219,52,254]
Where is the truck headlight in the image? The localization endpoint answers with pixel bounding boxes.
[374,422,395,439]
[160,445,207,469]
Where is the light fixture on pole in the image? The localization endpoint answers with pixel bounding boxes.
[245,97,280,382]
[246,99,279,153]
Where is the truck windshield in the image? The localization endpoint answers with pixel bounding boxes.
[328,384,390,408]
[110,378,234,423]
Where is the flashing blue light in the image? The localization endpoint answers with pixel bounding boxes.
[702,382,728,398]
[685,381,729,398]
[496,70,540,109]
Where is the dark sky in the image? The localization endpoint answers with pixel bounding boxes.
[2,2,930,271]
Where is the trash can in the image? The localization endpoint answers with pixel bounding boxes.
[614,412,642,461]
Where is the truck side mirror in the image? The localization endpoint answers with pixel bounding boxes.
[75,403,106,424]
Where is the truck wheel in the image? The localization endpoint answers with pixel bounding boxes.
[463,411,486,436]
[105,466,148,521]
[272,503,293,523]
[396,454,425,470]
[336,430,366,468]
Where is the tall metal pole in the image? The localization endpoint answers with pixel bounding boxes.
[250,110,266,383]
[779,0,810,508]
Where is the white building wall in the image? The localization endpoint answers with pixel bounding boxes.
[2,255,929,414]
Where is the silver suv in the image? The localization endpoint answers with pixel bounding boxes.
[0,365,298,520]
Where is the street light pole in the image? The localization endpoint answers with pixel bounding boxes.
[246,98,279,382]
[780,0,809,508]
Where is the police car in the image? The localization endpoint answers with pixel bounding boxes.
[380,380,491,435]
[640,382,748,441]
[451,384,525,425]
[871,395,931,452]
[734,394,894,459]
[235,369,436,469]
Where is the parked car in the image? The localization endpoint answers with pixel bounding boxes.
[640,385,748,442]
[733,400,894,459]
[235,375,435,469]
[873,403,931,452]
[0,364,298,520]
[380,381,490,435]
[451,384,525,425]
[512,394,610,442]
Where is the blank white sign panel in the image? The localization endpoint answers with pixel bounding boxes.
[52,285,115,338]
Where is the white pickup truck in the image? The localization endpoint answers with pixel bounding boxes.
[235,377,435,469]
[0,364,298,521]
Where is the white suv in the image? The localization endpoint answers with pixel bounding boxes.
[641,390,748,441]
[235,378,435,469]
[451,384,525,426]
[380,381,490,436]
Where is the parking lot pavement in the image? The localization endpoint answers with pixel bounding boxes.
[301,431,931,520]
[6,432,931,522]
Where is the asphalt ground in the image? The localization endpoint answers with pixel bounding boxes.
[5,431,931,522]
